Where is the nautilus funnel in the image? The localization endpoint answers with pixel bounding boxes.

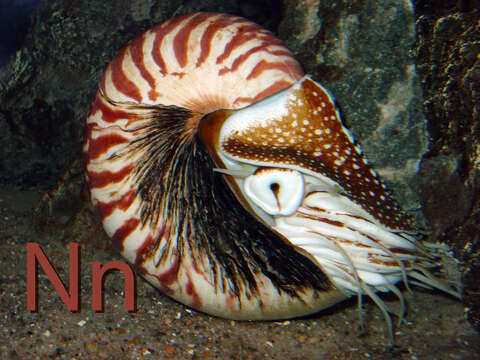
[84,12,459,341]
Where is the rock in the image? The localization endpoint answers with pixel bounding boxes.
[413,3,480,330]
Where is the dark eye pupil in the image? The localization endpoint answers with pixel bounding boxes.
[270,182,279,192]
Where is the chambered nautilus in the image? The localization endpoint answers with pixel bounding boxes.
[84,12,459,342]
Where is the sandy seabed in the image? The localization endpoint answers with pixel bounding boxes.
[0,187,479,360]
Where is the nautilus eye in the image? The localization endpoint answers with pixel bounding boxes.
[243,167,304,216]
[84,12,459,344]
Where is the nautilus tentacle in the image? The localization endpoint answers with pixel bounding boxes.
[84,12,459,340]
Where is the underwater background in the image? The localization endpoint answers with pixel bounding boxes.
[0,0,479,358]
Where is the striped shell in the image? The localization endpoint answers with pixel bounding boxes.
[84,12,459,340]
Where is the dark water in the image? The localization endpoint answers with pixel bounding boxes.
[0,0,38,67]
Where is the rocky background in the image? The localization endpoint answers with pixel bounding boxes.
[0,0,479,358]
[413,0,480,332]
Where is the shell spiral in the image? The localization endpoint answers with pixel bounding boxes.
[84,12,458,331]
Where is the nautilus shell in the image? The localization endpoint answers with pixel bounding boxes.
[84,12,459,341]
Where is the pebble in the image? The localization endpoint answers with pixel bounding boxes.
[164,344,176,355]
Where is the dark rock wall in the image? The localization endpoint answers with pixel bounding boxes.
[413,0,480,331]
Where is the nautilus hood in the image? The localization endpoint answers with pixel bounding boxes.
[198,75,414,231]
